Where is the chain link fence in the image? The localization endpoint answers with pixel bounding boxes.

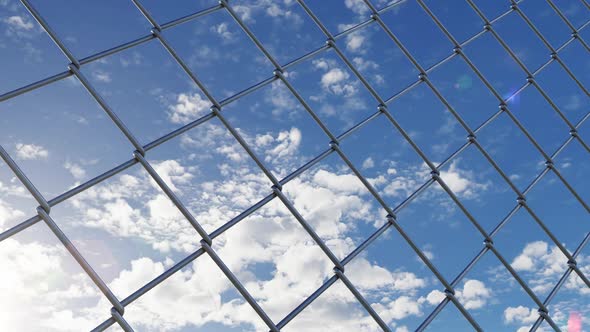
[0,0,589,331]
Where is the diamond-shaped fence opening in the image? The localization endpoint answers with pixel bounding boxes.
[0,0,588,331]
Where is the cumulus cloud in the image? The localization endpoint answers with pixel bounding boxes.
[168,92,210,124]
[512,241,548,271]
[0,238,104,331]
[265,79,299,117]
[15,143,48,160]
[230,0,302,26]
[455,279,491,310]
[320,68,357,96]
[423,279,491,310]
[312,169,366,195]
[425,289,445,305]
[264,127,302,161]
[374,296,422,321]
[57,118,441,330]
[346,33,366,52]
[265,0,302,24]
[92,70,111,83]
[0,199,25,229]
[504,305,538,325]
[376,159,488,200]
[0,179,28,198]
[151,159,194,193]
[211,22,234,41]
[353,57,379,71]
[509,241,583,294]
[64,161,86,180]
[362,157,375,169]
[338,23,369,53]
[120,51,144,67]
[321,68,348,88]
[346,257,427,293]
[70,165,200,253]
[344,0,371,15]
[255,133,274,147]
[438,160,489,199]
[3,15,34,30]
[63,160,430,331]
[24,105,499,331]
[2,15,38,39]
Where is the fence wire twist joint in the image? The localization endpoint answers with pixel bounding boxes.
[0,0,588,331]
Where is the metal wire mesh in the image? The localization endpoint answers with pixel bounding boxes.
[0,0,589,331]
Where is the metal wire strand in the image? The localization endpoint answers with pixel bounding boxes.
[0,0,588,331]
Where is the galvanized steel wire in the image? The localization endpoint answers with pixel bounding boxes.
[0,0,589,331]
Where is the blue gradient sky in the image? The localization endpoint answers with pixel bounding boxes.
[0,0,589,331]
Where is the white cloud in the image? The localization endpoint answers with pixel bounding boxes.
[344,0,371,15]
[321,68,348,88]
[0,199,25,229]
[353,57,379,71]
[168,93,210,124]
[71,170,199,253]
[265,80,298,117]
[346,258,426,292]
[0,238,104,332]
[391,271,428,291]
[338,23,369,54]
[15,143,48,160]
[3,15,34,30]
[440,169,470,193]
[504,305,538,324]
[92,70,111,83]
[0,179,28,198]
[346,33,366,52]
[265,127,301,161]
[106,256,227,330]
[59,136,436,330]
[362,157,375,169]
[216,143,247,162]
[120,51,143,67]
[312,169,366,195]
[313,58,330,70]
[64,161,86,180]
[211,22,234,41]
[456,279,491,310]
[151,159,194,193]
[425,289,445,305]
[422,249,434,261]
[233,5,254,23]
[424,280,490,310]
[264,1,302,24]
[374,296,422,321]
[285,175,372,239]
[511,241,551,272]
[564,95,581,111]
[255,133,274,147]
[45,112,461,331]
[438,161,489,198]
[2,15,38,40]
[509,241,577,294]
[63,160,426,330]
[382,175,419,198]
[321,68,356,96]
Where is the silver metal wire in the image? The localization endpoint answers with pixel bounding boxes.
[1,0,588,331]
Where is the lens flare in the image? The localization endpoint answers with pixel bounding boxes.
[568,311,582,332]
[504,87,521,107]
[454,74,473,90]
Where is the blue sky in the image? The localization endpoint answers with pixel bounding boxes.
[0,0,589,331]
